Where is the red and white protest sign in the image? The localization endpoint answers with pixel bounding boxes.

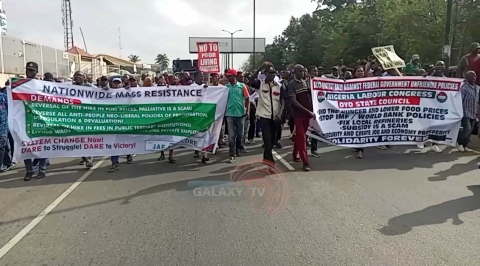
[196,42,220,73]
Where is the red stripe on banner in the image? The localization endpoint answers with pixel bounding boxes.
[311,77,462,92]
[337,96,420,108]
[12,93,82,105]
[10,78,31,89]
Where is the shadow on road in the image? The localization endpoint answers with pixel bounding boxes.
[0,144,266,189]
[378,185,480,236]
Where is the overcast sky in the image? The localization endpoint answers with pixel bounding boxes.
[3,0,316,69]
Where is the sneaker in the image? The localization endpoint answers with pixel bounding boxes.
[78,158,86,165]
[247,139,256,144]
[126,155,133,164]
[311,150,322,157]
[1,165,11,172]
[36,172,46,179]
[303,165,311,172]
[24,171,34,181]
[465,147,474,152]
[377,145,387,150]
[457,144,465,152]
[417,143,425,149]
[108,163,119,172]
[228,156,236,163]
[85,158,94,168]
[274,143,282,149]
[431,145,442,153]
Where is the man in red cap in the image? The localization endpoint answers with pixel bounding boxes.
[225,69,250,163]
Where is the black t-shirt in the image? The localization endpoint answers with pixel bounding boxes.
[287,79,313,118]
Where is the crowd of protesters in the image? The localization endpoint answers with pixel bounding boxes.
[0,42,479,181]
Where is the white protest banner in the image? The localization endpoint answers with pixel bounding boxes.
[197,42,220,73]
[307,76,463,148]
[8,78,228,160]
[372,45,406,70]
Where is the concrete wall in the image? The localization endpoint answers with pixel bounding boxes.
[0,34,80,77]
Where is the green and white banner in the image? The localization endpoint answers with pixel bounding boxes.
[8,79,228,160]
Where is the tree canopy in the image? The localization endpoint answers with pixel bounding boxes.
[241,0,480,72]
[128,55,141,63]
[155,54,170,71]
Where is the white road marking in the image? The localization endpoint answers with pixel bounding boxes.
[0,157,107,260]
[0,177,23,183]
[272,150,294,171]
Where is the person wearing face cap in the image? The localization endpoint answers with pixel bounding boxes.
[43,72,54,82]
[224,69,250,163]
[457,42,480,78]
[99,76,109,89]
[404,54,422,75]
[25,62,38,79]
[23,62,49,180]
[128,76,139,87]
[72,71,96,168]
[107,77,134,172]
[250,63,286,165]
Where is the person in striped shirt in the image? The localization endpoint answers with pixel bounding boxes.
[457,71,479,152]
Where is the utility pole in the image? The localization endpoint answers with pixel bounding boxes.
[118,27,122,58]
[443,0,454,75]
[253,0,256,70]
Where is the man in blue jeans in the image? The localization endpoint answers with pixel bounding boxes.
[225,69,250,163]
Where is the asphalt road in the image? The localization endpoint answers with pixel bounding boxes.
[1,132,480,266]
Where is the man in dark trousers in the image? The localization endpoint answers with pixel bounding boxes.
[251,63,286,165]
[23,62,48,180]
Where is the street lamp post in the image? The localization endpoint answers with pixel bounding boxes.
[222,29,242,69]
[253,0,256,70]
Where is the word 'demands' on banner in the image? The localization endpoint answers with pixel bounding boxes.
[372,45,405,70]
[8,79,228,160]
[197,42,220,73]
[307,76,464,148]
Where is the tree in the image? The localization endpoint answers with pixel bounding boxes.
[155,54,170,71]
[241,0,480,71]
[128,55,141,63]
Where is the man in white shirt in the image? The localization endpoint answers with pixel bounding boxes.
[191,71,210,163]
